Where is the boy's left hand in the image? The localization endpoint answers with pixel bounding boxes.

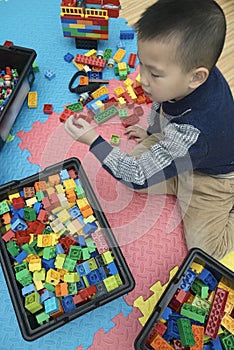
[64,115,99,146]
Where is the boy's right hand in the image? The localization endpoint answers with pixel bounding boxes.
[64,115,99,146]
[124,125,148,143]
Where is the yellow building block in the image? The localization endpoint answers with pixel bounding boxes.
[221,313,234,334]
[123,77,134,87]
[37,234,52,247]
[8,192,20,202]
[72,58,84,71]
[136,73,141,86]
[55,184,65,193]
[25,196,37,207]
[118,62,127,72]
[95,100,105,113]
[28,91,38,108]
[114,86,125,97]
[46,268,60,286]
[190,261,204,274]
[91,85,109,99]
[85,49,96,57]
[28,255,42,272]
[113,48,126,63]
[57,208,71,224]
[118,97,126,109]
[126,86,137,101]
[63,178,76,191]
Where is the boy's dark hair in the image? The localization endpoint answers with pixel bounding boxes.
[134,0,226,72]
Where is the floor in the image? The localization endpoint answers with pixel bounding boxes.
[0,1,233,350]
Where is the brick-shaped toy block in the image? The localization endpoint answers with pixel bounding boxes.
[28,91,37,108]
[113,48,126,63]
[128,53,137,68]
[94,106,119,124]
[45,70,55,80]
[91,85,109,99]
[120,29,134,40]
[43,104,53,114]
[74,54,106,69]
[121,114,139,128]
[64,52,74,63]
[177,318,195,347]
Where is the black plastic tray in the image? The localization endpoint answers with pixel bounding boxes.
[134,248,234,349]
[0,45,36,148]
[0,158,135,341]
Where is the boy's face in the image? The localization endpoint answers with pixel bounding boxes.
[137,38,194,103]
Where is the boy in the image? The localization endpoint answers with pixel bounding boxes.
[65,0,234,260]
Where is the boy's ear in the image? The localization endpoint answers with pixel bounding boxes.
[189,67,209,89]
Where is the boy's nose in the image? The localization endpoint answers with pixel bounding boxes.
[140,69,150,88]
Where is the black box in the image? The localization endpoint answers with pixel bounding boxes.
[0,158,135,341]
[134,248,234,350]
[0,45,36,148]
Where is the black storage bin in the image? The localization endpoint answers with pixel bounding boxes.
[0,45,36,148]
[134,248,234,350]
[0,158,135,341]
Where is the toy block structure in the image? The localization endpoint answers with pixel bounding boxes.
[60,0,120,48]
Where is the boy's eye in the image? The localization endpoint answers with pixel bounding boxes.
[151,73,160,78]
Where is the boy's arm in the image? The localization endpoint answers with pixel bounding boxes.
[65,116,208,190]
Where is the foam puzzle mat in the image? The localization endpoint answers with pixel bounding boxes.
[0,1,233,349]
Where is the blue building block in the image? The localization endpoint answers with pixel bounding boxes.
[78,235,86,247]
[82,222,98,235]
[86,94,109,109]
[44,296,59,314]
[61,295,76,312]
[40,290,55,304]
[116,41,125,49]
[22,283,36,297]
[64,52,74,63]
[120,29,134,40]
[60,169,70,181]
[211,337,223,349]
[106,262,118,275]
[98,267,107,280]
[55,243,65,254]
[76,278,86,290]
[68,206,81,219]
[179,269,197,292]
[199,268,218,291]
[87,71,103,80]
[14,249,28,263]
[33,201,42,214]
[161,306,173,321]
[95,281,108,297]
[86,270,102,286]
[42,258,55,270]
[11,218,28,231]
[76,261,91,276]
[44,70,55,80]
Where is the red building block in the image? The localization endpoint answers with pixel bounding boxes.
[12,197,25,210]
[128,53,137,68]
[121,114,139,128]
[43,104,53,114]
[205,287,229,339]
[59,108,73,123]
[74,54,106,69]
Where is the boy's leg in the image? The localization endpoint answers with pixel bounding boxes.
[178,172,234,260]
[131,134,177,195]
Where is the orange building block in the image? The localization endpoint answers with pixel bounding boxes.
[190,325,204,350]
[150,334,174,350]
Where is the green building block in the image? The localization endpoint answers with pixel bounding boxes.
[68,282,78,295]
[75,185,86,198]
[87,258,98,271]
[66,102,83,112]
[68,245,82,260]
[36,190,44,201]
[44,282,55,292]
[119,70,128,80]
[82,247,91,260]
[24,207,37,221]
[25,292,43,313]
[0,200,10,215]
[63,256,76,271]
[177,318,195,347]
[64,272,80,283]
[119,109,128,119]
[192,295,211,314]
[6,240,20,257]
[221,333,234,350]
[94,106,119,124]
[32,61,40,73]
[101,251,114,264]
[54,253,66,269]
[16,269,33,286]
[14,262,28,274]
[43,246,56,260]
[110,134,120,145]
[191,278,209,298]
[104,48,112,61]
[103,275,119,292]
[33,268,46,281]
[114,274,123,287]
[36,311,50,325]
[180,303,206,323]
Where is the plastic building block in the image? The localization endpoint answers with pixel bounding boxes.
[64,52,74,63]
[128,53,137,68]
[181,303,206,323]
[221,313,234,334]
[199,268,218,291]
[113,48,126,63]
[110,134,120,145]
[190,325,204,350]
[205,287,229,338]
[114,86,125,97]
[150,334,174,350]
[94,105,118,124]
[28,91,38,108]
[91,85,109,99]
[177,318,195,347]
[43,104,53,114]
[66,101,83,113]
[121,114,140,128]
[74,54,106,69]
[25,292,43,313]
[120,29,134,40]
[44,70,55,80]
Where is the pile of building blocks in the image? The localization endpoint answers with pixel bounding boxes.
[60,0,121,49]
[0,66,19,116]
[0,166,125,328]
[145,261,234,350]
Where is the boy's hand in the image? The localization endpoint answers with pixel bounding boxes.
[124,125,148,143]
[64,115,99,146]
